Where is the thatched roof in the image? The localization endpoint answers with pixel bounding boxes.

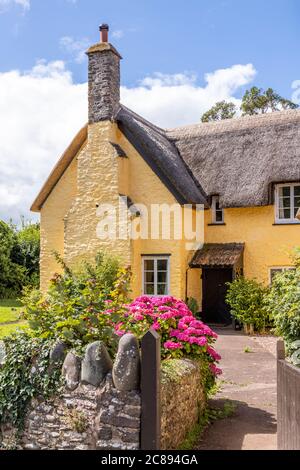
[190,243,245,268]
[116,105,207,205]
[32,108,300,212]
[167,110,300,208]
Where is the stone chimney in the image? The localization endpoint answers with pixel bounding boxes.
[86,24,122,124]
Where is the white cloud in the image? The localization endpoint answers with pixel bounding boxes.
[121,64,256,128]
[112,30,124,40]
[0,60,87,222]
[60,36,89,64]
[292,80,300,105]
[0,61,256,222]
[0,0,30,12]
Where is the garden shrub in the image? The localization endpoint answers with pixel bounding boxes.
[22,252,131,356]
[0,332,63,433]
[264,263,300,363]
[226,277,270,332]
[114,295,222,381]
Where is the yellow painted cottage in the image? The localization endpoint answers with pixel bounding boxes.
[31,25,300,325]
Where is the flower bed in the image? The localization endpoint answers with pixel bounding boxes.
[114,295,222,377]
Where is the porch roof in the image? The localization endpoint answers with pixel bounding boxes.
[190,243,245,268]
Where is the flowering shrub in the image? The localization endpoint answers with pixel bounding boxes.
[114,295,222,376]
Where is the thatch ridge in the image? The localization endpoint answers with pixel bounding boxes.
[167,110,300,208]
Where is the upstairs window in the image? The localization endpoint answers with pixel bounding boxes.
[275,183,300,224]
[142,256,170,296]
[212,196,224,224]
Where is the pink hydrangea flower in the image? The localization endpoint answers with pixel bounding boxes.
[164,341,183,350]
[209,364,222,376]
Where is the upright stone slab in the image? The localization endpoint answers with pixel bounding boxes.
[113,334,140,391]
[50,341,67,363]
[62,352,81,391]
[81,341,112,387]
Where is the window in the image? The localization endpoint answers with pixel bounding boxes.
[212,196,224,224]
[269,267,296,285]
[142,256,170,296]
[275,183,300,224]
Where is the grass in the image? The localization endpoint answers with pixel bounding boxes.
[0,299,27,338]
[0,322,28,339]
[244,346,253,353]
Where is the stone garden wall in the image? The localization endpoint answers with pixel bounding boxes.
[161,359,206,450]
[0,335,206,450]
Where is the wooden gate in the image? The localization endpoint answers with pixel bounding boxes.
[277,340,300,450]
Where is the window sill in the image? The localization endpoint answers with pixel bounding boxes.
[273,223,300,226]
[208,223,226,226]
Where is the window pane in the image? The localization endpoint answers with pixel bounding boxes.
[145,271,154,283]
[279,187,291,198]
[279,197,291,209]
[294,207,300,218]
[157,283,167,295]
[216,210,223,222]
[144,284,154,295]
[294,196,300,208]
[279,208,291,219]
[157,259,167,271]
[144,260,154,271]
[157,271,167,283]
[294,186,300,197]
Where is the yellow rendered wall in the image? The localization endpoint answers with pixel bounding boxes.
[64,122,132,269]
[205,206,299,284]
[40,157,78,291]
[115,127,193,300]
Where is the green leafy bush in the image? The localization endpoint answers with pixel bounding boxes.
[22,252,131,356]
[226,277,270,332]
[264,266,300,353]
[0,332,63,432]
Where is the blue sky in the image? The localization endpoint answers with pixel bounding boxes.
[0,0,299,221]
[0,0,299,96]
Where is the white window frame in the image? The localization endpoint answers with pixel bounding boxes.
[275,183,300,224]
[142,256,170,296]
[269,266,296,285]
[211,195,224,224]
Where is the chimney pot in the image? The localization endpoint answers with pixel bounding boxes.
[100,23,109,43]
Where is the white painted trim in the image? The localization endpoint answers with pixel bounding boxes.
[211,195,224,224]
[142,255,170,296]
[274,183,300,224]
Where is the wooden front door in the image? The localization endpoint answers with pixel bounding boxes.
[202,268,233,325]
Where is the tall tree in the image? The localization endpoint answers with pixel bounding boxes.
[241,87,298,115]
[201,100,237,123]
[201,87,298,122]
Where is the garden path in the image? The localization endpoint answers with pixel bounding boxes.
[195,329,277,450]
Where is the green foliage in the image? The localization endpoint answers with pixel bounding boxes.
[187,297,199,316]
[201,87,298,123]
[0,332,63,431]
[226,277,270,332]
[241,87,298,116]
[22,252,131,356]
[0,219,40,299]
[11,220,40,289]
[201,101,237,123]
[0,221,26,299]
[264,265,300,355]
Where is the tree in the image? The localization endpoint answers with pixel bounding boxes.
[201,100,237,123]
[201,87,299,122]
[0,221,25,298]
[11,220,40,288]
[241,87,298,116]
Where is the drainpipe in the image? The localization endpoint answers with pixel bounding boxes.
[185,266,192,303]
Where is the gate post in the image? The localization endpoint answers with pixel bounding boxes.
[140,329,161,450]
